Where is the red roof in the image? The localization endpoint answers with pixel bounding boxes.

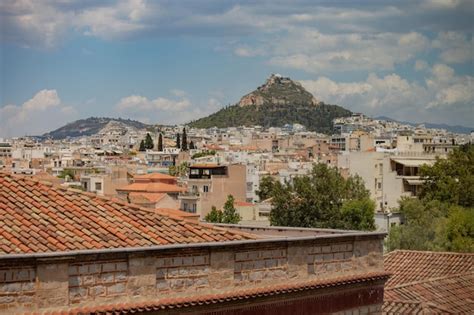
[133,173,177,181]
[0,172,255,255]
[383,250,474,314]
[384,250,474,287]
[117,182,185,193]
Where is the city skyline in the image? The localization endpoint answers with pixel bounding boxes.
[1,0,473,137]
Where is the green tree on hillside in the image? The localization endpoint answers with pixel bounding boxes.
[256,176,277,201]
[176,133,181,149]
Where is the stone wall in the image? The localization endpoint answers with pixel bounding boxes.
[0,234,385,313]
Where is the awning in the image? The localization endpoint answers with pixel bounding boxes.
[405,178,425,185]
[391,158,435,167]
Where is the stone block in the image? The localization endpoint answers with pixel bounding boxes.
[312,246,322,254]
[193,255,206,265]
[265,259,277,268]
[68,276,81,287]
[156,279,169,291]
[69,286,88,301]
[102,262,117,273]
[22,281,35,291]
[99,273,115,284]
[334,252,344,260]
[78,265,89,275]
[323,253,334,261]
[82,275,95,285]
[322,245,331,253]
[0,282,22,292]
[116,262,128,271]
[182,256,193,266]
[89,285,106,297]
[107,282,126,295]
[0,295,15,304]
[194,277,209,287]
[115,271,127,281]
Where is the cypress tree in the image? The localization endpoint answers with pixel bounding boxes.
[189,140,195,150]
[144,133,154,149]
[181,127,188,151]
[158,133,163,151]
[176,133,181,148]
[139,140,146,151]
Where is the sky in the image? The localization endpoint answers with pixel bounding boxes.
[1,0,473,137]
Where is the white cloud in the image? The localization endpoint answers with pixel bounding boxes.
[300,64,474,126]
[265,29,430,72]
[116,92,194,124]
[432,31,473,64]
[0,89,78,137]
[415,60,429,71]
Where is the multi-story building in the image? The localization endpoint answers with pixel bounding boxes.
[179,164,246,217]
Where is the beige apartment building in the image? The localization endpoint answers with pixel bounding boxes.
[179,164,246,218]
[338,152,436,212]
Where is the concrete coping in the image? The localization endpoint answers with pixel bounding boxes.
[0,227,386,262]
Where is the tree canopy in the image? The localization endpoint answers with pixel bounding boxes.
[204,195,241,224]
[158,133,163,151]
[387,144,474,253]
[181,128,188,151]
[268,163,374,230]
[144,133,154,150]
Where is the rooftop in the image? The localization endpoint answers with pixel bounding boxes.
[383,250,474,314]
[0,172,254,255]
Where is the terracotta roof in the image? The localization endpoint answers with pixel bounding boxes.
[116,182,186,193]
[28,271,390,315]
[155,208,200,219]
[234,200,254,207]
[128,192,167,203]
[383,250,474,314]
[384,273,474,314]
[133,173,177,180]
[0,172,255,255]
[383,300,455,314]
[384,250,474,287]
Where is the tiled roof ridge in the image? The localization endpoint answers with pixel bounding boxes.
[0,172,257,242]
[385,270,474,291]
[385,249,474,257]
[29,271,390,315]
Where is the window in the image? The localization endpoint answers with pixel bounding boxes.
[203,185,209,193]
[192,204,197,213]
[95,182,102,191]
[83,182,88,190]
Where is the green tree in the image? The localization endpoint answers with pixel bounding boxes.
[158,133,163,151]
[419,144,474,207]
[340,198,376,231]
[205,206,223,223]
[58,169,75,180]
[168,162,189,177]
[256,176,277,201]
[176,133,181,149]
[189,140,195,150]
[139,140,146,151]
[269,163,370,229]
[386,145,474,253]
[181,127,188,151]
[144,133,154,150]
[222,195,241,224]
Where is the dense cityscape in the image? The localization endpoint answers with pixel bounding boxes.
[1,0,473,314]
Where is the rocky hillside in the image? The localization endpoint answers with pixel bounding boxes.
[43,117,149,139]
[189,74,351,133]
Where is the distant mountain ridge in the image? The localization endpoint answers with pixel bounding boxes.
[189,74,352,133]
[43,117,149,139]
[376,116,473,134]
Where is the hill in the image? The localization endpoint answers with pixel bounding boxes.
[42,117,149,139]
[376,116,473,134]
[189,74,352,133]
